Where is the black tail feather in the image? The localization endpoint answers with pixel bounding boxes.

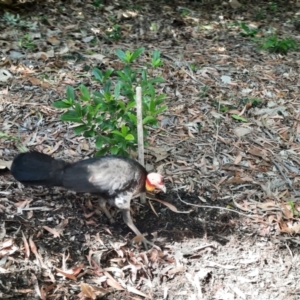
[11,152,69,187]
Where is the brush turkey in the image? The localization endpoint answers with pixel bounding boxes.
[11,151,166,248]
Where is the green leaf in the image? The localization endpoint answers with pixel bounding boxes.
[93,92,104,105]
[95,147,110,156]
[73,124,88,134]
[125,50,132,63]
[142,85,155,98]
[149,99,156,112]
[117,100,125,111]
[83,129,96,137]
[103,80,112,95]
[121,125,128,136]
[116,70,128,81]
[66,85,75,102]
[122,66,134,80]
[125,133,134,141]
[52,100,72,108]
[75,103,82,117]
[60,111,82,123]
[152,49,161,62]
[126,101,136,110]
[154,105,167,115]
[141,69,147,81]
[80,84,90,101]
[91,103,102,116]
[127,113,137,124]
[231,114,248,122]
[152,58,163,67]
[117,148,129,156]
[103,69,113,81]
[111,146,119,155]
[92,68,103,82]
[131,47,144,61]
[95,135,104,149]
[112,134,125,143]
[116,49,127,62]
[143,116,157,125]
[95,116,103,124]
[155,93,166,103]
[81,105,89,116]
[240,22,249,32]
[112,130,124,137]
[114,81,122,99]
[148,77,165,84]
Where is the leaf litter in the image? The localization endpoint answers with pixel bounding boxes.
[1,0,300,299]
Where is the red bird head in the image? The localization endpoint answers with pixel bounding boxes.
[145,173,166,193]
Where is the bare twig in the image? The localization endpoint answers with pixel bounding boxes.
[136,86,146,204]
[176,192,256,219]
[272,159,298,196]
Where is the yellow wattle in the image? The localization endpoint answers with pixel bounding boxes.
[145,180,155,192]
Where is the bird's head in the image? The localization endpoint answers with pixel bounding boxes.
[146,173,166,193]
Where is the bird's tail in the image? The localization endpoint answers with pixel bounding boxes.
[11,151,70,187]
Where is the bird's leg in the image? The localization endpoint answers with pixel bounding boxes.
[121,209,158,250]
[49,187,55,200]
[98,198,115,224]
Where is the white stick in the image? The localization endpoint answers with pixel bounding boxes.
[136,86,146,204]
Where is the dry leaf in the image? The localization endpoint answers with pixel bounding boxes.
[106,278,124,290]
[279,220,300,234]
[0,239,18,257]
[43,226,60,238]
[55,218,69,234]
[234,152,242,164]
[72,264,85,277]
[47,36,60,45]
[167,265,185,275]
[229,0,242,9]
[56,268,77,280]
[150,198,193,214]
[31,273,42,299]
[0,69,12,82]
[29,236,45,268]
[80,282,96,300]
[0,160,12,169]
[281,203,294,219]
[0,238,13,249]
[247,147,270,161]
[148,199,159,217]
[127,285,150,298]
[22,231,30,259]
[146,146,169,162]
[0,222,6,240]
[234,127,253,137]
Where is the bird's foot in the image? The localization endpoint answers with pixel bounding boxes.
[95,209,115,224]
[142,237,161,251]
[133,235,161,251]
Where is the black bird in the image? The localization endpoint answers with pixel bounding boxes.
[11,151,166,248]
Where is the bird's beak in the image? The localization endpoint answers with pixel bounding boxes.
[160,185,166,193]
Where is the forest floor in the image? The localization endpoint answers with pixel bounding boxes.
[1,0,300,299]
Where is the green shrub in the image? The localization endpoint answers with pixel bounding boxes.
[259,35,297,54]
[53,48,166,156]
[239,22,258,37]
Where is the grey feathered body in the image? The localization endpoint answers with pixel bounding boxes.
[11,152,147,207]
